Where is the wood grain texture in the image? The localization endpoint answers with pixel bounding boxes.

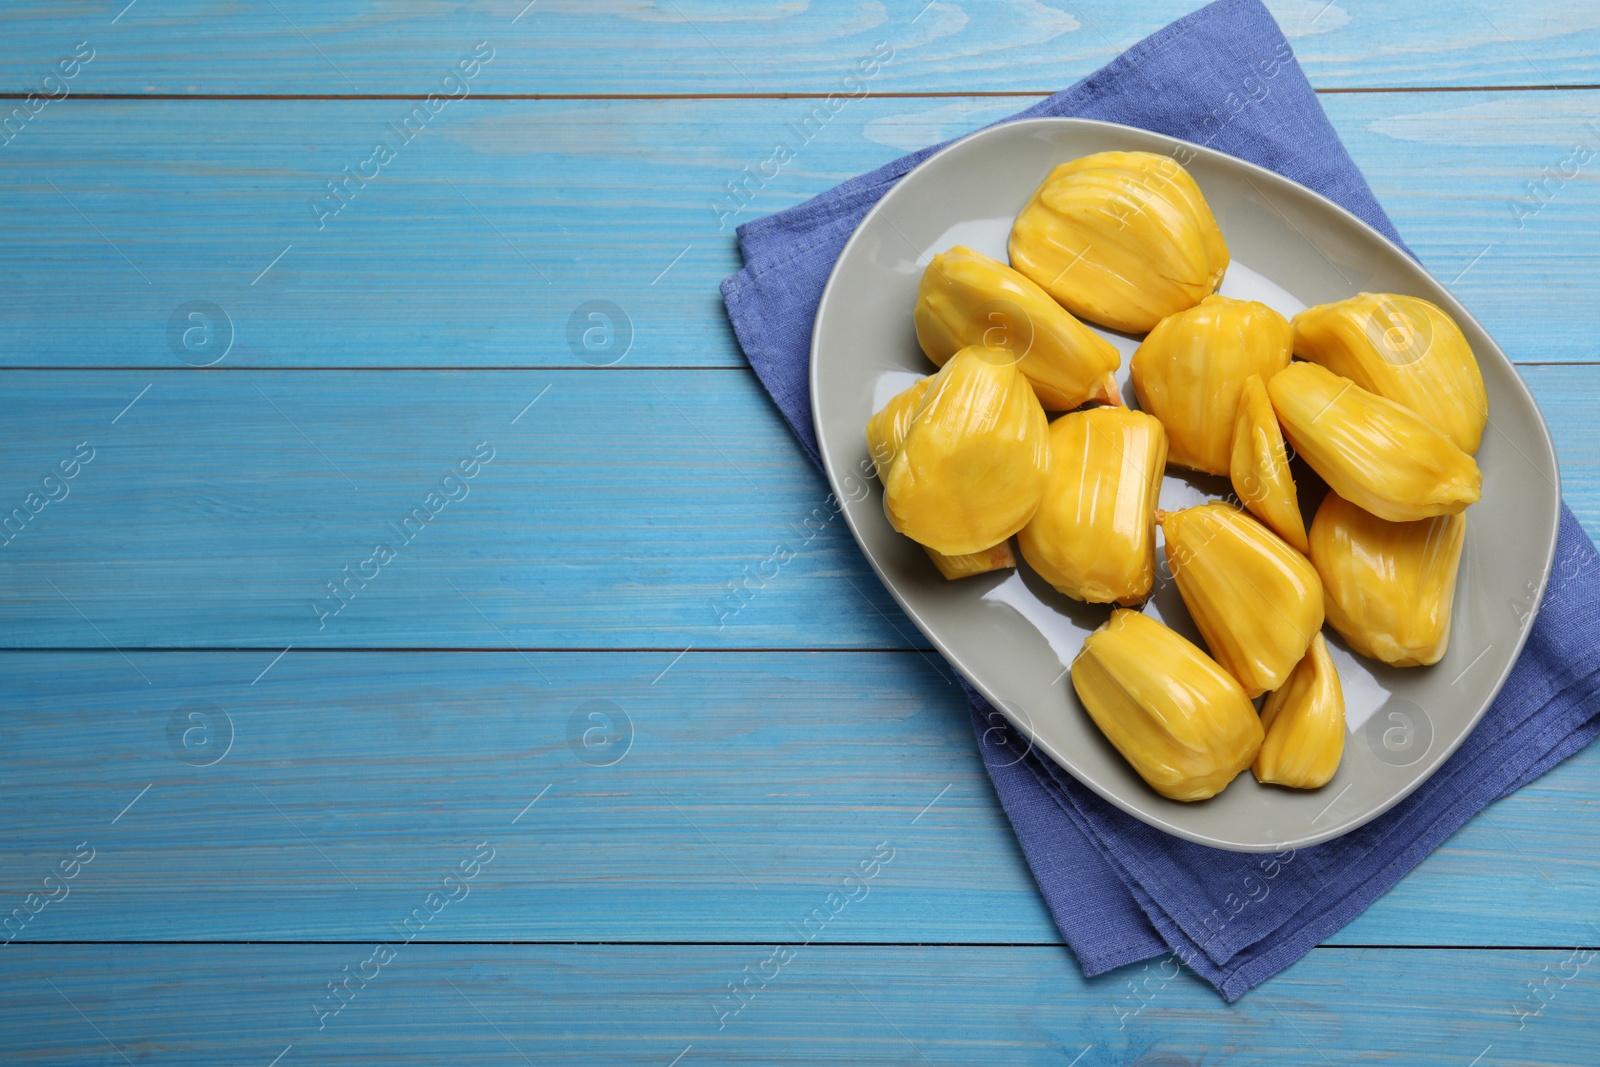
[0,366,1591,649]
[6,944,1599,1066]
[3,2,1600,1052]
[0,368,912,648]
[0,650,1594,947]
[3,92,1600,368]
[4,0,1600,95]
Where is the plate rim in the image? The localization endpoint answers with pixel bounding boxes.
[809,115,1563,852]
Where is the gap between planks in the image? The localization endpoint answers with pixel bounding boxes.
[0,366,750,372]
[8,940,1593,950]
[2,85,1600,100]
[0,647,932,654]
[0,363,1592,371]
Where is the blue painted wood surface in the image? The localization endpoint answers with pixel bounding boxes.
[6,945,1600,1066]
[4,92,1600,367]
[4,1,1600,94]
[3,2,1599,1065]
[0,650,1594,948]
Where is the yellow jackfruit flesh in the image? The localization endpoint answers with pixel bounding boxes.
[1008,151,1229,333]
[1158,503,1325,698]
[1309,491,1468,667]
[1071,608,1264,802]
[914,246,1122,410]
[1268,361,1481,523]
[1292,292,1487,454]
[1253,632,1345,789]
[1017,407,1167,605]
[1131,295,1292,475]
[865,375,932,479]
[1230,373,1308,554]
[925,541,1016,580]
[867,346,1050,556]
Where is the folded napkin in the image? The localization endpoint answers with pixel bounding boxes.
[720,0,1600,1000]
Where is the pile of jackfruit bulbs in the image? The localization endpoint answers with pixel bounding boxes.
[866,151,1487,803]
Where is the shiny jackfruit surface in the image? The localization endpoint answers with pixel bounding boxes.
[925,541,1016,580]
[1017,407,1167,605]
[1292,292,1488,454]
[914,246,1122,411]
[1268,361,1481,523]
[868,346,1050,556]
[1008,151,1229,334]
[1158,503,1325,698]
[1071,608,1264,802]
[865,374,933,479]
[1131,295,1292,475]
[1309,491,1468,667]
[1230,373,1308,554]
[1252,633,1345,789]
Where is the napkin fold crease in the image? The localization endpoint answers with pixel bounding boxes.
[719,0,1600,1000]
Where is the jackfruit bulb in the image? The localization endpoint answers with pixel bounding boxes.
[1292,292,1487,454]
[866,346,1050,556]
[1132,295,1292,475]
[1268,361,1481,523]
[1071,609,1264,802]
[1017,407,1167,605]
[1309,491,1468,667]
[914,246,1122,411]
[924,541,1016,581]
[865,375,932,480]
[1009,151,1229,333]
[1253,632,1345,789]
[1230,373,1308,554]
[1158,503,1325,698]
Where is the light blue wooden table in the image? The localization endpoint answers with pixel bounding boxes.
[3,2,1598,1063]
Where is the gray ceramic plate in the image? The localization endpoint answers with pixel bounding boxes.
[811,117,1561,851]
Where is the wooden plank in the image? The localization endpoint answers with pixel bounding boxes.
[0,650,1026,944]
[0,369,914,649]
[1333,90,1600,368]
[5,944,1598,1065]
[1,98,743,370]
[0,649,1594,947]
[2,92,1599,368]
[4,1,1600,95]
[0,365,1592,649]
